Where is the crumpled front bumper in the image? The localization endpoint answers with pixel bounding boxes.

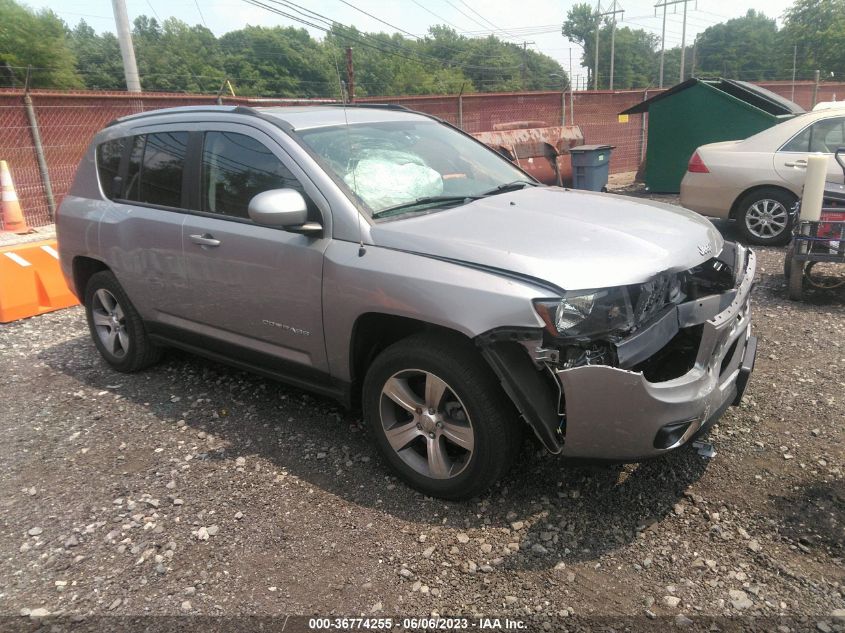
[556,248,757,460]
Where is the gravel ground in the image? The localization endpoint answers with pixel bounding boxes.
[1,205,844,632]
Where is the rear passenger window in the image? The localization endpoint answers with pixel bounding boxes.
[124,132,188,208]
[201,131,309,219]
[96,138,125,199]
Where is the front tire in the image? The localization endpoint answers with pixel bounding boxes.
[736,188,796,246]
[362,332,523,500]
[84,270,162,372]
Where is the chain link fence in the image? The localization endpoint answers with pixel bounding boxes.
[1,82,843,230]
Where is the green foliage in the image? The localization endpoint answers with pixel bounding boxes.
[695,10,779,81]
[133,17,225,93]
[67,21,123,90]
[219,25,333,97]
[3,0,844,94]
[0,0,83,88]
[779,0,845,80]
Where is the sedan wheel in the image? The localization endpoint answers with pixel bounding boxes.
[736,188,796,246]
[380,369,474,480]
[744,199,789,240]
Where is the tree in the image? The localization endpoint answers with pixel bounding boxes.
[694,10,779,81]
[0,0,82,88]
[563,5,659,89]
[133,17,225,93]
[221,25,334,97]
[779,0,845,80]
[67,20,123,90]
[562,3,601,87]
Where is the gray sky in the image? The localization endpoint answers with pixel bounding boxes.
[34,0,795,86]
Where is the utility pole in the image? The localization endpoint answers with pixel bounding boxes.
[691,34,698,78]
[111,0,141,92]
[569,48,574,125]
[521,41,536,90]
[791,45,797,102]
[654,0,691,88]
[812,69,820,108]
[657,0,666,88]
[593,0,601,90]
[602,0,624,90]
[345,47,355,102]
[679,0,687,83]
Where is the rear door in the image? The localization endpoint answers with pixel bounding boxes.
[177,124,331,375]
[774,116,845,189]
[98,127,190,321]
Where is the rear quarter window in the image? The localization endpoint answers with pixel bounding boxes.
[96,138,126,199]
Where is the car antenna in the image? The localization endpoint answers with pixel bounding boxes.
[332,50,366,257]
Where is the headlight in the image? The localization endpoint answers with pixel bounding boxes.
[534,287,635,339]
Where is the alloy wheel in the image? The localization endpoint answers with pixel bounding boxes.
[378,369,474,480]
[745,199,788,239]
[91,288,129,358]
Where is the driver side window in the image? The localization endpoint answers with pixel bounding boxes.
[200,131,313,219]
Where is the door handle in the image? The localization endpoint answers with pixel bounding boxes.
[784,159,808,167]
[189,233,221,247]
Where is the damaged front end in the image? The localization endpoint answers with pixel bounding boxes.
[477,242,757,460]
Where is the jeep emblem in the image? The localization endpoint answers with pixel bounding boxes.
[698,243,713,256]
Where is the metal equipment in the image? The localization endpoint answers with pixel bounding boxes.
[784,147,845,300]
[473,122,584,187]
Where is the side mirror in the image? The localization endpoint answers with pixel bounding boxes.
[247,189,322,236]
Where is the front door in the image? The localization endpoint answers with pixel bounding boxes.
[177,125,330,376]
[774,115,845,189]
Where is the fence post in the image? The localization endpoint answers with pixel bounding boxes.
[640,89,649,165]
[561,90,566,127]
[23,73,56,221]
[812,70,820,108]
[457,83,465,130]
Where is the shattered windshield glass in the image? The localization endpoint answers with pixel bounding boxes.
[294,120,530,218]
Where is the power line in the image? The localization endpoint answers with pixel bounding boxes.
[242,0,523,72]
[193,0,208,28]
[409,0,463,31]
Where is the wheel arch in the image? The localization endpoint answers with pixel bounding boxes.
[348,312,471,408]
[72,256,110,300]
[729,184,798,220]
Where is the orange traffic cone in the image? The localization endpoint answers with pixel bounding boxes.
[1,160,30,234]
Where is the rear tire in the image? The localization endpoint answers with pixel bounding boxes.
[362,332,523,500]
[736,188,796,246]
[84,270,162,372]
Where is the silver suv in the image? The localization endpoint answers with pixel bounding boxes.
[57,104,757,499]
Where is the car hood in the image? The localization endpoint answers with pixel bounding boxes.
[370,187,723,291]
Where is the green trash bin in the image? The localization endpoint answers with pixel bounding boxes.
[570,144,614,192]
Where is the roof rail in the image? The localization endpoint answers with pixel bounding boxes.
[322,102,412,111]
[105,104,241,127]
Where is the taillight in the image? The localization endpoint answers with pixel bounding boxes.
[688,151,710,173]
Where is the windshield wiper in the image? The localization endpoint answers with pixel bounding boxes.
[482,180,538,196]
[372,195,481,219]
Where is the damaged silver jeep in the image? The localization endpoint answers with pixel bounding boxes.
[58,103,756,500]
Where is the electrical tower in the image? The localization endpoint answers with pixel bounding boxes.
[654,0,694,88]
[602,0,625,90]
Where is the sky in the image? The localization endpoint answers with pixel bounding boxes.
[31,0,796,86]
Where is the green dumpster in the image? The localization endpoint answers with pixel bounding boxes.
[620,78,803,193]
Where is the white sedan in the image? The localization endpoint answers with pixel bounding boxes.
[680,110,845,245]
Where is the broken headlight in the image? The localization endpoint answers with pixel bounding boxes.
[533,287,635,340]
